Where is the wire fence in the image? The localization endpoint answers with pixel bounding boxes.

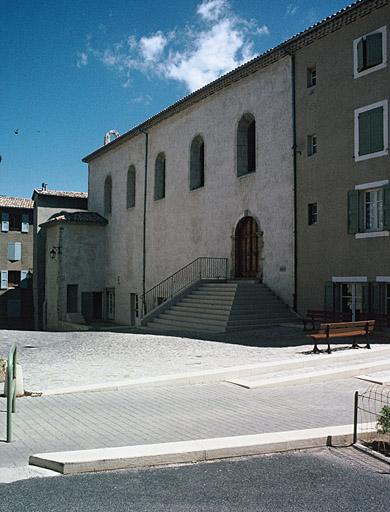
[354,383,390,457]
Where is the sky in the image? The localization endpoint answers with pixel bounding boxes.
[1,0,351,198]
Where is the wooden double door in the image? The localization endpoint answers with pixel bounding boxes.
[235,216,260,278]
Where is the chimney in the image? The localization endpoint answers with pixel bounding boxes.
[41,183,48,191]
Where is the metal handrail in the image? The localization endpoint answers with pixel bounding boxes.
[142,257,228,316]
[6,344,17,443]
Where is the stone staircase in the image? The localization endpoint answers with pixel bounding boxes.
[144,280,299,333]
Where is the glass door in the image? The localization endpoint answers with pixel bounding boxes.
[340,283,363,321]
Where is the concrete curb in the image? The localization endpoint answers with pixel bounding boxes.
[29,422,376,475]
[228,359,390,389]
[38,346,390,396]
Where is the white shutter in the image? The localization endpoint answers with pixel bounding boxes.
[21,214,29,233]
[1,213,9,232]
[1,270,8,289]
[8,242,21,261]
[21,270,28,288]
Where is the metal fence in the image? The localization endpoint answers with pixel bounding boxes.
[353,383,390,457]
[142,257,228,316]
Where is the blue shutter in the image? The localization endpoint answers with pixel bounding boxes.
[348,190,360,234]
[21,214,29,233]
[366,32,383,68]
[8,242,21,261]
[20,270,29,288]
[370,107,384,154]
[383,185,390,230]
[1,271,8,289]
[357,38,364,72]
[1,212,9,232]
[358,111,371,156]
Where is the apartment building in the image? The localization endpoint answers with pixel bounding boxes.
[0,196,34,328]
[296,0,390,320]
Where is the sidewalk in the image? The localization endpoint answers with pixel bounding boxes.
[0,328,314,392]
[0,377,370,469]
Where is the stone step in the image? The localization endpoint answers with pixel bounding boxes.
[161,311,227,326]
[149,317,223,333]
[174,303,232,313]
[170,306,230,320]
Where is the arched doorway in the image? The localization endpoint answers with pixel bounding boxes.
[235,216,260,278]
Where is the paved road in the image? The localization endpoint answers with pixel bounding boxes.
[1,448,389,511]
[0,378,369,468]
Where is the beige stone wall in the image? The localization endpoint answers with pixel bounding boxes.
[88,57,295,324]
[295,5,390,313]
[45,223,106,330]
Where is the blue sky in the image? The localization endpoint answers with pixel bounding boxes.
[2,0,350,198]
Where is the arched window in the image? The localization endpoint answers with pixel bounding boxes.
[127,165,136,208]
[154,153,166,200]
[237,113,256,177]
[104,175,112,215]
[190,135,205,190]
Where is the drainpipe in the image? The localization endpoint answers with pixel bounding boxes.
[141,130,149,314]
[286,50,298,312]
[291,54,298,312]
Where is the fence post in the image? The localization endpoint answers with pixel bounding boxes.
[6,344,17,443]
[353,390,359,445]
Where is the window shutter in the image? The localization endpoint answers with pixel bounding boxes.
[382,184,390,230]
[357,38,364,72]
[358,111,371,156]
[1,212,9,232]
[371,282,381,313]
[324,282,334,312]
[1,270,8,289]
[366,32,383,68]
[370,107,384,154]
[21,214,29,233]
[20,270,28,288]
[347,190,360,234]
[362,283,369,313]
[8,242,21,261]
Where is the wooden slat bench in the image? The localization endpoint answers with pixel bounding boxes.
[308,320,375,354]
[303,310,351,331]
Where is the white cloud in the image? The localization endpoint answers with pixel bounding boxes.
[197,0,228,22]
[139,32,167,62]
[286,4,298,16]
[79,0,269,92]
[76,52,88,68]
[164,19,252,91]
[256,24,270,36]
[130,94,152,105]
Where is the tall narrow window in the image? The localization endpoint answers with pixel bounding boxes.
[104,176,112,215]
[154,153,166,200]
[237,113,256,177]
[127,165,136,208]
[190,135,205,190]
[307,66,317,87]
[307,134,317,156]
[67,284,78,313]
[308,203,318,225]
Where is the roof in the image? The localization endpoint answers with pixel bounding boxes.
[33,189,88,199]
[83,0,386,163]
[40,211,107,228]
[0,196,34,209]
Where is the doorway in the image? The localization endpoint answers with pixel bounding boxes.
[339,283,364,321]
[105,288,115,320]
[235,216,260,278]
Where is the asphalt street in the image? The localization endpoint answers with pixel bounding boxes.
[0,448,389,511]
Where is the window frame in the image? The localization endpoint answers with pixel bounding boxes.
[127,165,136,208]
[307,134,317,156]
[236,113,256,177]
[364,187,384,232]
[354,100,388,162]
[189,135,205,191]
[353,26,387,79]
[154,152,166,201]
[307,66,317,88]
[308,202,318,226]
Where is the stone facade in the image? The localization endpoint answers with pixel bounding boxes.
[0,197,34,328]
[295,1,390,318]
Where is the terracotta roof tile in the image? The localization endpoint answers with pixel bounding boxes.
[0,196,34,209]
